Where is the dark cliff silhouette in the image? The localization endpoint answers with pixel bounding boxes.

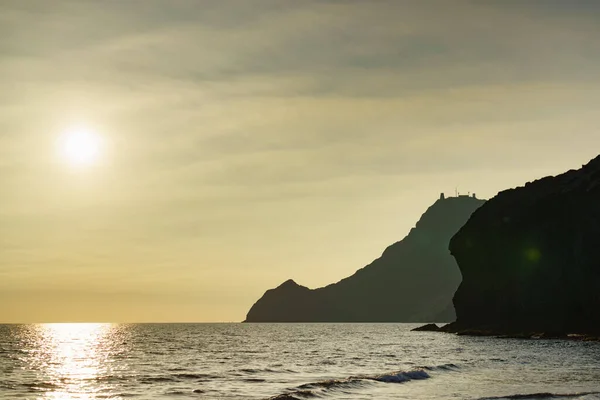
[445,155,600,336]
[245,195,485,322]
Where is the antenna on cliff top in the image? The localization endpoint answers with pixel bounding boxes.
[455,187,458,197]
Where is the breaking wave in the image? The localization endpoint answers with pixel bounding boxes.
[268,364,458,399]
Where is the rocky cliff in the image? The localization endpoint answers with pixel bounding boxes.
[447,155,600,335]
[245,195,485,322]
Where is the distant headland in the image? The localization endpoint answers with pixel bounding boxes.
[244,194,485,322]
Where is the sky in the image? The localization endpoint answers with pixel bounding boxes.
[1,0,599,323]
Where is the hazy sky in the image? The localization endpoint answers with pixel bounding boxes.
[1,0,599,322]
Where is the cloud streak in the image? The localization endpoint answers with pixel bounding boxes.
[1,0,599,322]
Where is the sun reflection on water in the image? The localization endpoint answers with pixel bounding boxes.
[23,323,119,399]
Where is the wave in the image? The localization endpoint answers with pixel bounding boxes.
[173,373,219,380]
[419,363,459,371]
[244,378,267,383]
[138,372,219,384]
[268,364,456,399]
[139,376,175,384]
[370,369,430,383]
[237,367,299,375]
[480,392,600,400]
[270,390,317,400]
[19,381,62,392]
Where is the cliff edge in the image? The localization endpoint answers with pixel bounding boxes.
[446,155,600,335]
[245,195,485,322]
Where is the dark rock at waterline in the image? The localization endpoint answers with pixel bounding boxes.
[447,155,600,335]
[436,327,600,341]
[245,195,485,322]
[411,323,441,332]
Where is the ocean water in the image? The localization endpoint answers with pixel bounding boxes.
[0,323,599,400]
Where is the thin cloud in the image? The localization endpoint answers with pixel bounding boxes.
[1,0,599,321]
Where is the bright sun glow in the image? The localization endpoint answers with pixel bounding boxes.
[59,127,103,167]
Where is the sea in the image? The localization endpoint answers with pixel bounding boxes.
[0,323,599,400]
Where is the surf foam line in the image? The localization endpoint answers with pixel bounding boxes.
[268,364,459,399]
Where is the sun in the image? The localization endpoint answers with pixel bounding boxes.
[59,127,103,167]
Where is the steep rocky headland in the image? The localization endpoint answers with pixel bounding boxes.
[245,195,485,322]
[445,155,600,336]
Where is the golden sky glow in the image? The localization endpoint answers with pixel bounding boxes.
[1,1,600,322]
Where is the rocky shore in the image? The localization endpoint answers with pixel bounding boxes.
[413,155,600,340]
[412,323,600,341]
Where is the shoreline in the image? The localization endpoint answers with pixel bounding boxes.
[412,323,600,342]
